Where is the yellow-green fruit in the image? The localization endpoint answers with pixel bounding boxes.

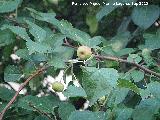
[77,46,92,60]
[52,82,64,92]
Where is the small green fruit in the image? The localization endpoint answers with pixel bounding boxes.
[77,46,92,60]
[52,82,64,92]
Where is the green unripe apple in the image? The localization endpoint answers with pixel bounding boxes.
[77,46,92,60]
[52,82,64,92]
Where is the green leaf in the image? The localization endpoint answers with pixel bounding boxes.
[4,65,22,82]
[68,111,106,120]
[27,8,91,45]
[131,70,144,82]
[25,20,47,42]
[63,85,87,98]
[0,0,22,13]
[0,87,15,101]
[139,33,160,50]
[48,47,74,68]
[15,49,31,60]
[1,25,31,41]
[117,79,140,94]
[96,0,118,21]
[0,30,15,47]
[132,98,160,120]
[82,67,119,105]
[142,48,155,67]
[48,54,66,68]
[117,17,131,34]
[108,88,129,105]
[29,77,42,91]
[127,54,142,64]
[96,0,137,21]
[86,14,98,34]
[45,33,66,49]
[116,48,135,57]
[131,5,160,29]
[110,32,131,51]
[26,8,57,23]
[26,40,53,54]
[86,36,103,48]
[140,81,160,100]
[18,95,60,113]
[23,62,36,76]
[83,67,119,87]
[58,20,91,45]
[114,107,133,120]
[34,115,48,120]
[58,102,75,120]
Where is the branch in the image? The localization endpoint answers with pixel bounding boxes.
[62,42,77,49]
[95,55,160,78]
[0,67,47,120]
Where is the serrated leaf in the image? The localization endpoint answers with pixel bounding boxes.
[48,55,66,68]
[0,30,15,47]
[108,88,129,106]
[0,87,15,101]
[87,36,103,48]
[58,102,75,120]
[26,40,53,54]
[140,81,160,100]
[114,107,133,120]
[63,85,87,98]
[27,8,91,45]
[58,20,90,45]
[82,67,119,105]
[68,111,106,120]
[26,8,57,23]
[131,70,144,82]
[0,0,22,13]
[83,67,119,87]
[15,49,30,60]
[18,95,60,113]
[132,98,160,120]
[26,20,47,42]
[48,47,74,68]
[117,79,140,94]
[45,33,66,49]
[131,5,160,29]
[1,25,31,41]
[4,65,22,82]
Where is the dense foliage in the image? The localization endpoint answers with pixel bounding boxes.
[0,0,160,120]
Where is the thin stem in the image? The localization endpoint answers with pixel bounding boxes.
[29,102,53,120]
[0,67,47,120]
